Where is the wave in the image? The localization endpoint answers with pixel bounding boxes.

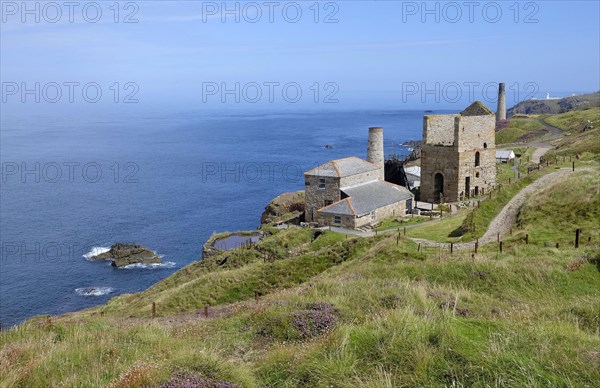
[120,261,177,270]
[83,246,110,260]
[75,287,115,296]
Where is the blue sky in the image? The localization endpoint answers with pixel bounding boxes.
[1,1,599,110]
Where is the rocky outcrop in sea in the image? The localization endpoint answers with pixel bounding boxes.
[91,243,161,268]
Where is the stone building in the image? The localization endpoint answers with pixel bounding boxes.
[304,128,414,229]
[420,101,497,203]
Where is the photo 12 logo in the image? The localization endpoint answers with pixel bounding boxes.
[1,162,140,184]
[1,241,95,263]
[200,1,339,23]
[201,161,307,183]
[401,81,539,104]
[401,1,540,23]
[1,82,139,104]
[1,1,140,24]
[201,82,339,104]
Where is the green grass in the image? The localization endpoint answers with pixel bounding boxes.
[2,231,598,387]
[405,211,469,242]
[516,169,600,245]
[375,216,429,231]
[543,107,600,133]
[542,108,600,161]
[496,117,545,144]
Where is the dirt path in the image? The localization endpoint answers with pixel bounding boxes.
[410,168,574,250]
[529,118,564,163]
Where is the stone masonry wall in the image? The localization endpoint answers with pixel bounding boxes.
[340,169,381,188]
[304,175,340,222]
[420,145,460,203]
[423,115,458,146]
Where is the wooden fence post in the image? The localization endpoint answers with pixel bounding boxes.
[575,228,580,248]
[152,302,157,319]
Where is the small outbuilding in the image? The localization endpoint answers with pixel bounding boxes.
[496,149,516,163]
[403,166,421,189]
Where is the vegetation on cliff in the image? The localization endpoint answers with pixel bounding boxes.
[1,109,599,387]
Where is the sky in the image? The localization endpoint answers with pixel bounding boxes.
[1,0,599,111]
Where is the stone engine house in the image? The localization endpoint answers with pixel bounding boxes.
[304,128,414,229]
[420,101,497,203]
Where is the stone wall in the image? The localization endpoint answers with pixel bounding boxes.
[340,169,381,188]
[319,212,356,229]
[304,175,341,222]
[456,115,496,152]
[420,145,460,203]
[423,115,457,146]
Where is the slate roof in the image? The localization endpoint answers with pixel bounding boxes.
[304,156,381,178]
[404,166,421,177]
[496,149,516,159]
[318,180,413,217]
[461,101,494,116]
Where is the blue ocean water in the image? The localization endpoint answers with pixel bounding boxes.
[0,107,442,327]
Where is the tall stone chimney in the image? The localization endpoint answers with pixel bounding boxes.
[496,82,506,121]
[367,127,385,180]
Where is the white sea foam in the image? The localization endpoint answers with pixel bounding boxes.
[83,246,110,260]
[120,261,177,270]
[75,287,115,296]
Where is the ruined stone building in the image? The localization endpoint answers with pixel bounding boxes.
[304,128,414,229]
[420,101,497,203]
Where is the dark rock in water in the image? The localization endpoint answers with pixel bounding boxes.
[402,140,422,147]
[91,243,161,268]
[324,144,334,149]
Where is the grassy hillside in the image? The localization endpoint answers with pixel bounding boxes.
[495,116,545,145]
[2,166,599,386]
[543,108,600,161]
[1,111,599,388]
[507,92,599,117]
[543,107,600,132]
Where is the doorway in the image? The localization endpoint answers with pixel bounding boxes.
[434,173,444,202]
[465,177,471,198]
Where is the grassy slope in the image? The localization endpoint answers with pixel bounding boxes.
[543,107,600,132]
[544,108,600,161]
[2,167,599,387]
[496,117,545,145]
[1,235,598,387]
[1,111,599,387]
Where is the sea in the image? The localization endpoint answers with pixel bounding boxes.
[0,104,451,327]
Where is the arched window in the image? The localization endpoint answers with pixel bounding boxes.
[475,152,480,167]
[483,142,488,149]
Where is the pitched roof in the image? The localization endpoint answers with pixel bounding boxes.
[404,166,421,177]
[496,149,515,159]
[318,180,413,217]
[461,101,494,116]
[304,156,381,178]
[318,198,356,216]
